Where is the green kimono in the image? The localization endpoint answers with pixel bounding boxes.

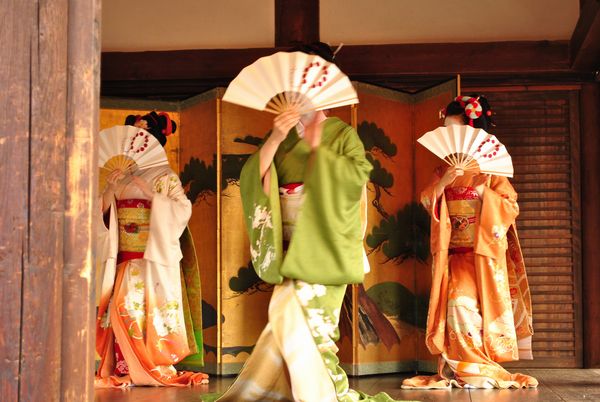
[240,117,372,285]
[208,118,413,402]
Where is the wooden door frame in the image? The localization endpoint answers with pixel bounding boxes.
[580,83,600,368]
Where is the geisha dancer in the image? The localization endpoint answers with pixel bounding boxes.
[402,96,538,389]
[209,43,410,402]
[95,112,208,387]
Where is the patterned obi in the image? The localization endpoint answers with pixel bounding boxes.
[445,186,481,252]
[116,199,151,263]
[279,183,304,246]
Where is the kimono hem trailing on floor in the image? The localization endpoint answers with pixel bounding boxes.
[402,169,538,389]
[211,118,414,402]
[95,167,207,388]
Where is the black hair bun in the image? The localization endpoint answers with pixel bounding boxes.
[290,41,335,63]
[124,111,177,147]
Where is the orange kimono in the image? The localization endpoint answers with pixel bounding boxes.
[95,167,208,388]
[403,169,538,389]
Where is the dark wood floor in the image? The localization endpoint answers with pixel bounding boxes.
[94,369,600,402]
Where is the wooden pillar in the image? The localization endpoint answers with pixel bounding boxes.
[19,1,69,400]
[275,0,319,46]
[0,0,100,400]
[0,1,34,400]
[580,83,600,368]
[61,0,101,400]
[571,0,600,70]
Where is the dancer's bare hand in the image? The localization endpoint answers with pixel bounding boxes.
[272,110,300,143]
[302,113,323,149]
[102,168,127,212]
[439,166,464,188]
[472,173,491,198]
[106,169,127,189]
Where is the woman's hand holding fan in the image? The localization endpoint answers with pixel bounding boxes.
[471,171,491,198]
[105,168,127,189]
[434,166,490,199]
[272,110,301,143]
[98,125,169,194]
[438,166,464,187]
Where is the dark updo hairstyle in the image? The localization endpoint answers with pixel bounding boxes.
[289,41,336,63]
[444,94,495,131]
[124,111,177,147]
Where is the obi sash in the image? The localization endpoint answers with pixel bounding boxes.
[445,186,481,252]
[116,199,151,264]
[279,183,304,248]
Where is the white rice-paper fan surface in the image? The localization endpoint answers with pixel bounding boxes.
[223,51,358,114]
[98,125,168,192]
[417,125,513,177]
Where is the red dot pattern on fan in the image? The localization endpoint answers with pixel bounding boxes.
[301,61,329,88]
[475,137,501,159]
[128,131,150,154]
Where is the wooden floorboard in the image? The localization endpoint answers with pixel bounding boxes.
[94,370,600,401]
[531,369,600,401]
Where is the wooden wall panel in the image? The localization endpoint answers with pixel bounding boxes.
[474,90,584,368]
[178,94,220,370]
[218,101,276,372]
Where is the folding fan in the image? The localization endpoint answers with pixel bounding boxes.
[98,125,169,193]
[222,51,359,114]
[417,125,514,177]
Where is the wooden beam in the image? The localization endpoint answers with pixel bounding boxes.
[337,41,572,76]
[580,83,600,368]
[102,48,274,82]
[102,41,572,82]
[570,0,600,70]
[101,41,597,99]
[275,0,319,46]
[100,73,596,101]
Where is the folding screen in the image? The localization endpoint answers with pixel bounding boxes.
[99,79,457,375]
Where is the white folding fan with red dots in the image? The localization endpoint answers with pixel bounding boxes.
[222,51,359,114]
[98,125,169,193]
[417,125,514,177]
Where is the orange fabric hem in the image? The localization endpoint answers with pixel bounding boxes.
[96,262,209,388]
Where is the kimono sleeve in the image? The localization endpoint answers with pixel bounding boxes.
[475,175,520,259]
[144,173,192,267]
[239,151,284,285]
[420,168,443,221]
[280,125,372,284]
[420,167,452,255]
